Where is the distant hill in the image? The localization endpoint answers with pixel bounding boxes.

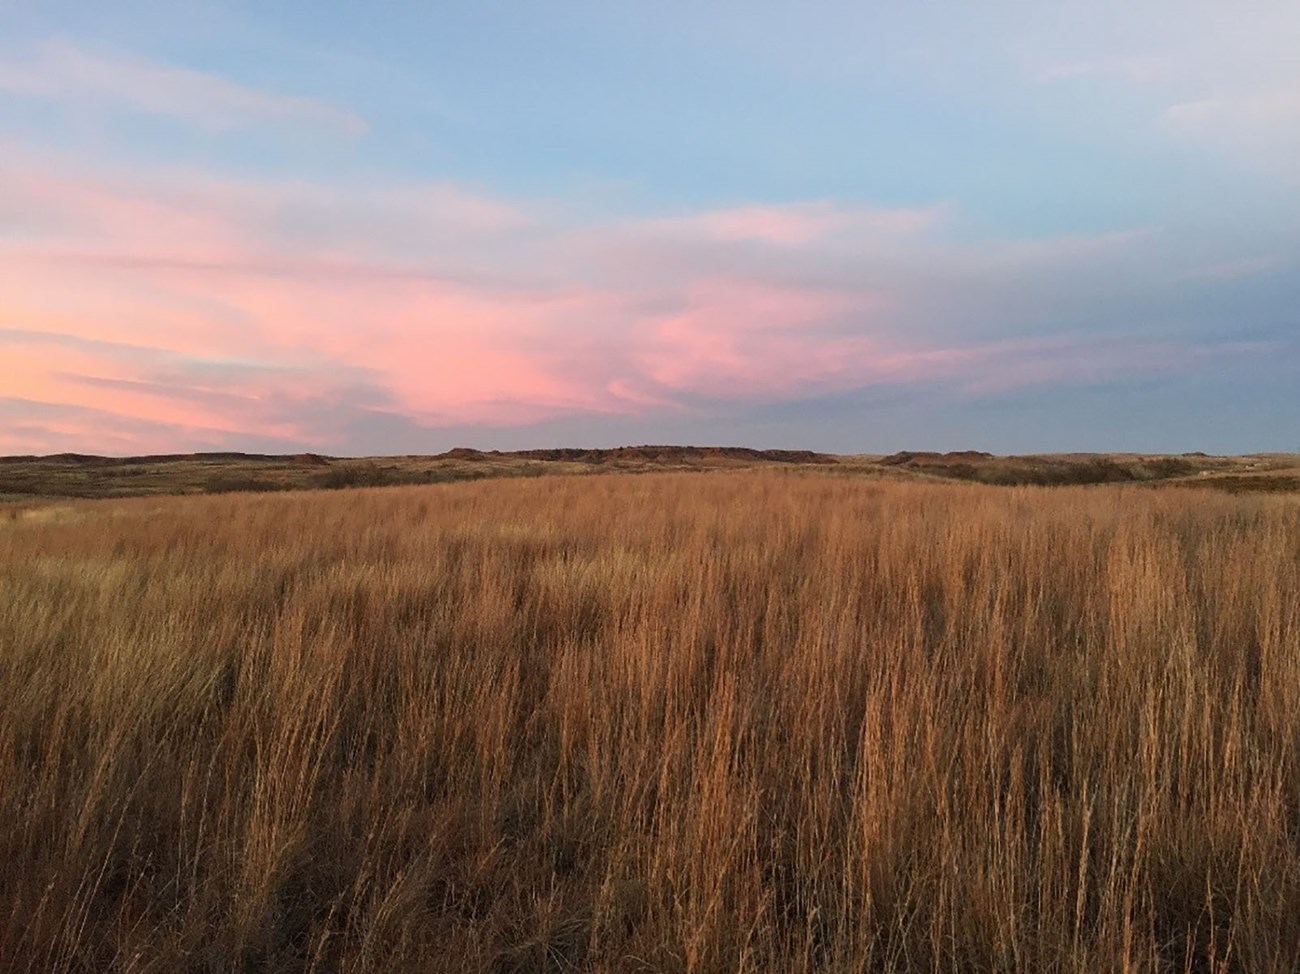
[0,447,1296,501]
[437,445,835,465]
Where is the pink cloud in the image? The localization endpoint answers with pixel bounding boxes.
[0,333,317,441]
[0,155,1257,455]
[636,278,875,394]
[641,201,944,247]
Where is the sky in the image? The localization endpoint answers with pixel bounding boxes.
[1,1,1297,456]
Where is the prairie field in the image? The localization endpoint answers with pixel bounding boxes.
[2,472,1299,973]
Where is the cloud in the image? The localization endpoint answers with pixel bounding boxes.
[1163,86,1300,179]
[1035,56,1174,85]
[0,154,1289,455]
[1011,4,1300,182]
[1172,255,1286,283]
[0,396,319,456]
[637,201,944,247]
[0,39,366,136]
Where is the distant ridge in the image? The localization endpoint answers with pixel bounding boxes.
[3,446,834,466]
[0,451,285,466]
[437,445,835,464]
[881,450,995,466]
[2,448,1295,501]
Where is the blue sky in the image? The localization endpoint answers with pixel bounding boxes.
[1,1,1297,454]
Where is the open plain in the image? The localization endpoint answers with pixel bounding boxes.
[3,468,1298,972]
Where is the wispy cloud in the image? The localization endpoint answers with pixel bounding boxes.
[1017,5,1300,183]
[0,151,1290,455]
[0,39,366,136]
[638,201,945,248]
[1035,55,1173,85]
[1163,86,1300,180]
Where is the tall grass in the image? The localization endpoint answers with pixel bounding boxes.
[1,472,1298,973]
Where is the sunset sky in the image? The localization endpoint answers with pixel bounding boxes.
[2,1,1297,455]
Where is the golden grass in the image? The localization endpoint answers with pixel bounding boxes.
[1,472,1298,973]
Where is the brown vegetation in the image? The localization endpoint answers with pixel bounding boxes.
[444,446,835,465]
[0,447,837,501]
[879,452,1236,486]
[2,448,1297,502]
[2,473,1299,972]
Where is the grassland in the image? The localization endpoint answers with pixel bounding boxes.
[2,472,1299,972]
[0,447,835,502]
[2,447,1297,503]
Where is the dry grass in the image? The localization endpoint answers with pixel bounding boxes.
[2,472,1298,973]
[6,449,1296,503]
[0,447,836,501]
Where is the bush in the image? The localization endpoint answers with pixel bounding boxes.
[311,461,397,489]
[202,475,282,494]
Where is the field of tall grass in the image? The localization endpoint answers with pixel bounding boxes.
[2,472,1298,973]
